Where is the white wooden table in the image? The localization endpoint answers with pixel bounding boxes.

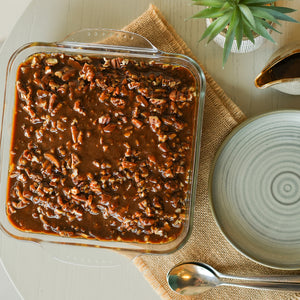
[0,0,299,299]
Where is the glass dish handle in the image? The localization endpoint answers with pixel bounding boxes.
[61,28,159,53]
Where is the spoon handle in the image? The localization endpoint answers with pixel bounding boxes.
[221,274,300,283]
[222,281,300,291]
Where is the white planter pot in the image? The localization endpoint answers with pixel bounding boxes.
[206,18,267,54]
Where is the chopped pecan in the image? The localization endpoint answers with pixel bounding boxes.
[67,58,82,70]
[149,116,161,131]
[99,193,112,206]
[71,153,80,168]
[169,90,177,101]
[163,169,174,178]
[139,217,155,226]
[127,81,140,90]
[122,161,137,170]
[79,63,95,81]
[103,123,116,133]
[73,100,86,116]
[48,94,57,112]
[77,131,84,144]
[136,95,148,107]
[174,120,185,130]
[90,181,102,194]
[148,155,157,164]
[62,69,77,81]
[149,98,166,106]
[72,194,88,202]
[45,58,58,66]
[131,118,143,129]
[98,114,111,125]
[44,153,60,169]
[110,97,126,109]
[158,143,169,153]
[111,58,121,69]
[71,125,78,143]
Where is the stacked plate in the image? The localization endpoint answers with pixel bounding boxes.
[210,111,300,270]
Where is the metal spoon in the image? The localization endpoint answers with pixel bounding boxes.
[167,262,300,295]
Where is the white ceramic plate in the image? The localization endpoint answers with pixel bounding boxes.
[210,111,300,270]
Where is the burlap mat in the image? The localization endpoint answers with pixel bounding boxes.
[120,4,300,300]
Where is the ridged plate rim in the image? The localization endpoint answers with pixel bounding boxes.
[209,110,300,270]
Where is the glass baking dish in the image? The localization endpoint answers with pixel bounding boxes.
[0,29,205,256]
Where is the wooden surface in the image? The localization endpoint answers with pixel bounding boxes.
[0,0,299,299]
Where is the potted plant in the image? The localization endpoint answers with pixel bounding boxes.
[190,0,299,66]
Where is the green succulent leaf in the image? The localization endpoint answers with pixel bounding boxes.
[253,17,275,42]
[249,6,280,24]
[269,6,297,14]
[192,0,226,7]
[190,7,231,19]
[239,4,256,28]
[235,18,244,49]
[258,7,299,23]
[260,19,281,34]
[242,22,255,43]
[223,7,239,66]
[200,12,232,42]
[241,0,276,5]
[227,0,238,5]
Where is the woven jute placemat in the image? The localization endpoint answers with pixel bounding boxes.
[119,4,300,300]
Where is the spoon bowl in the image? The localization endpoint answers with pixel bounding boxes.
[167,262,221,295]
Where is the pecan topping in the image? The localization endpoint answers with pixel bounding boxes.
[7,53,197,245]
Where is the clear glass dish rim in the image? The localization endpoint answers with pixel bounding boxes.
[0,29,206,255]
